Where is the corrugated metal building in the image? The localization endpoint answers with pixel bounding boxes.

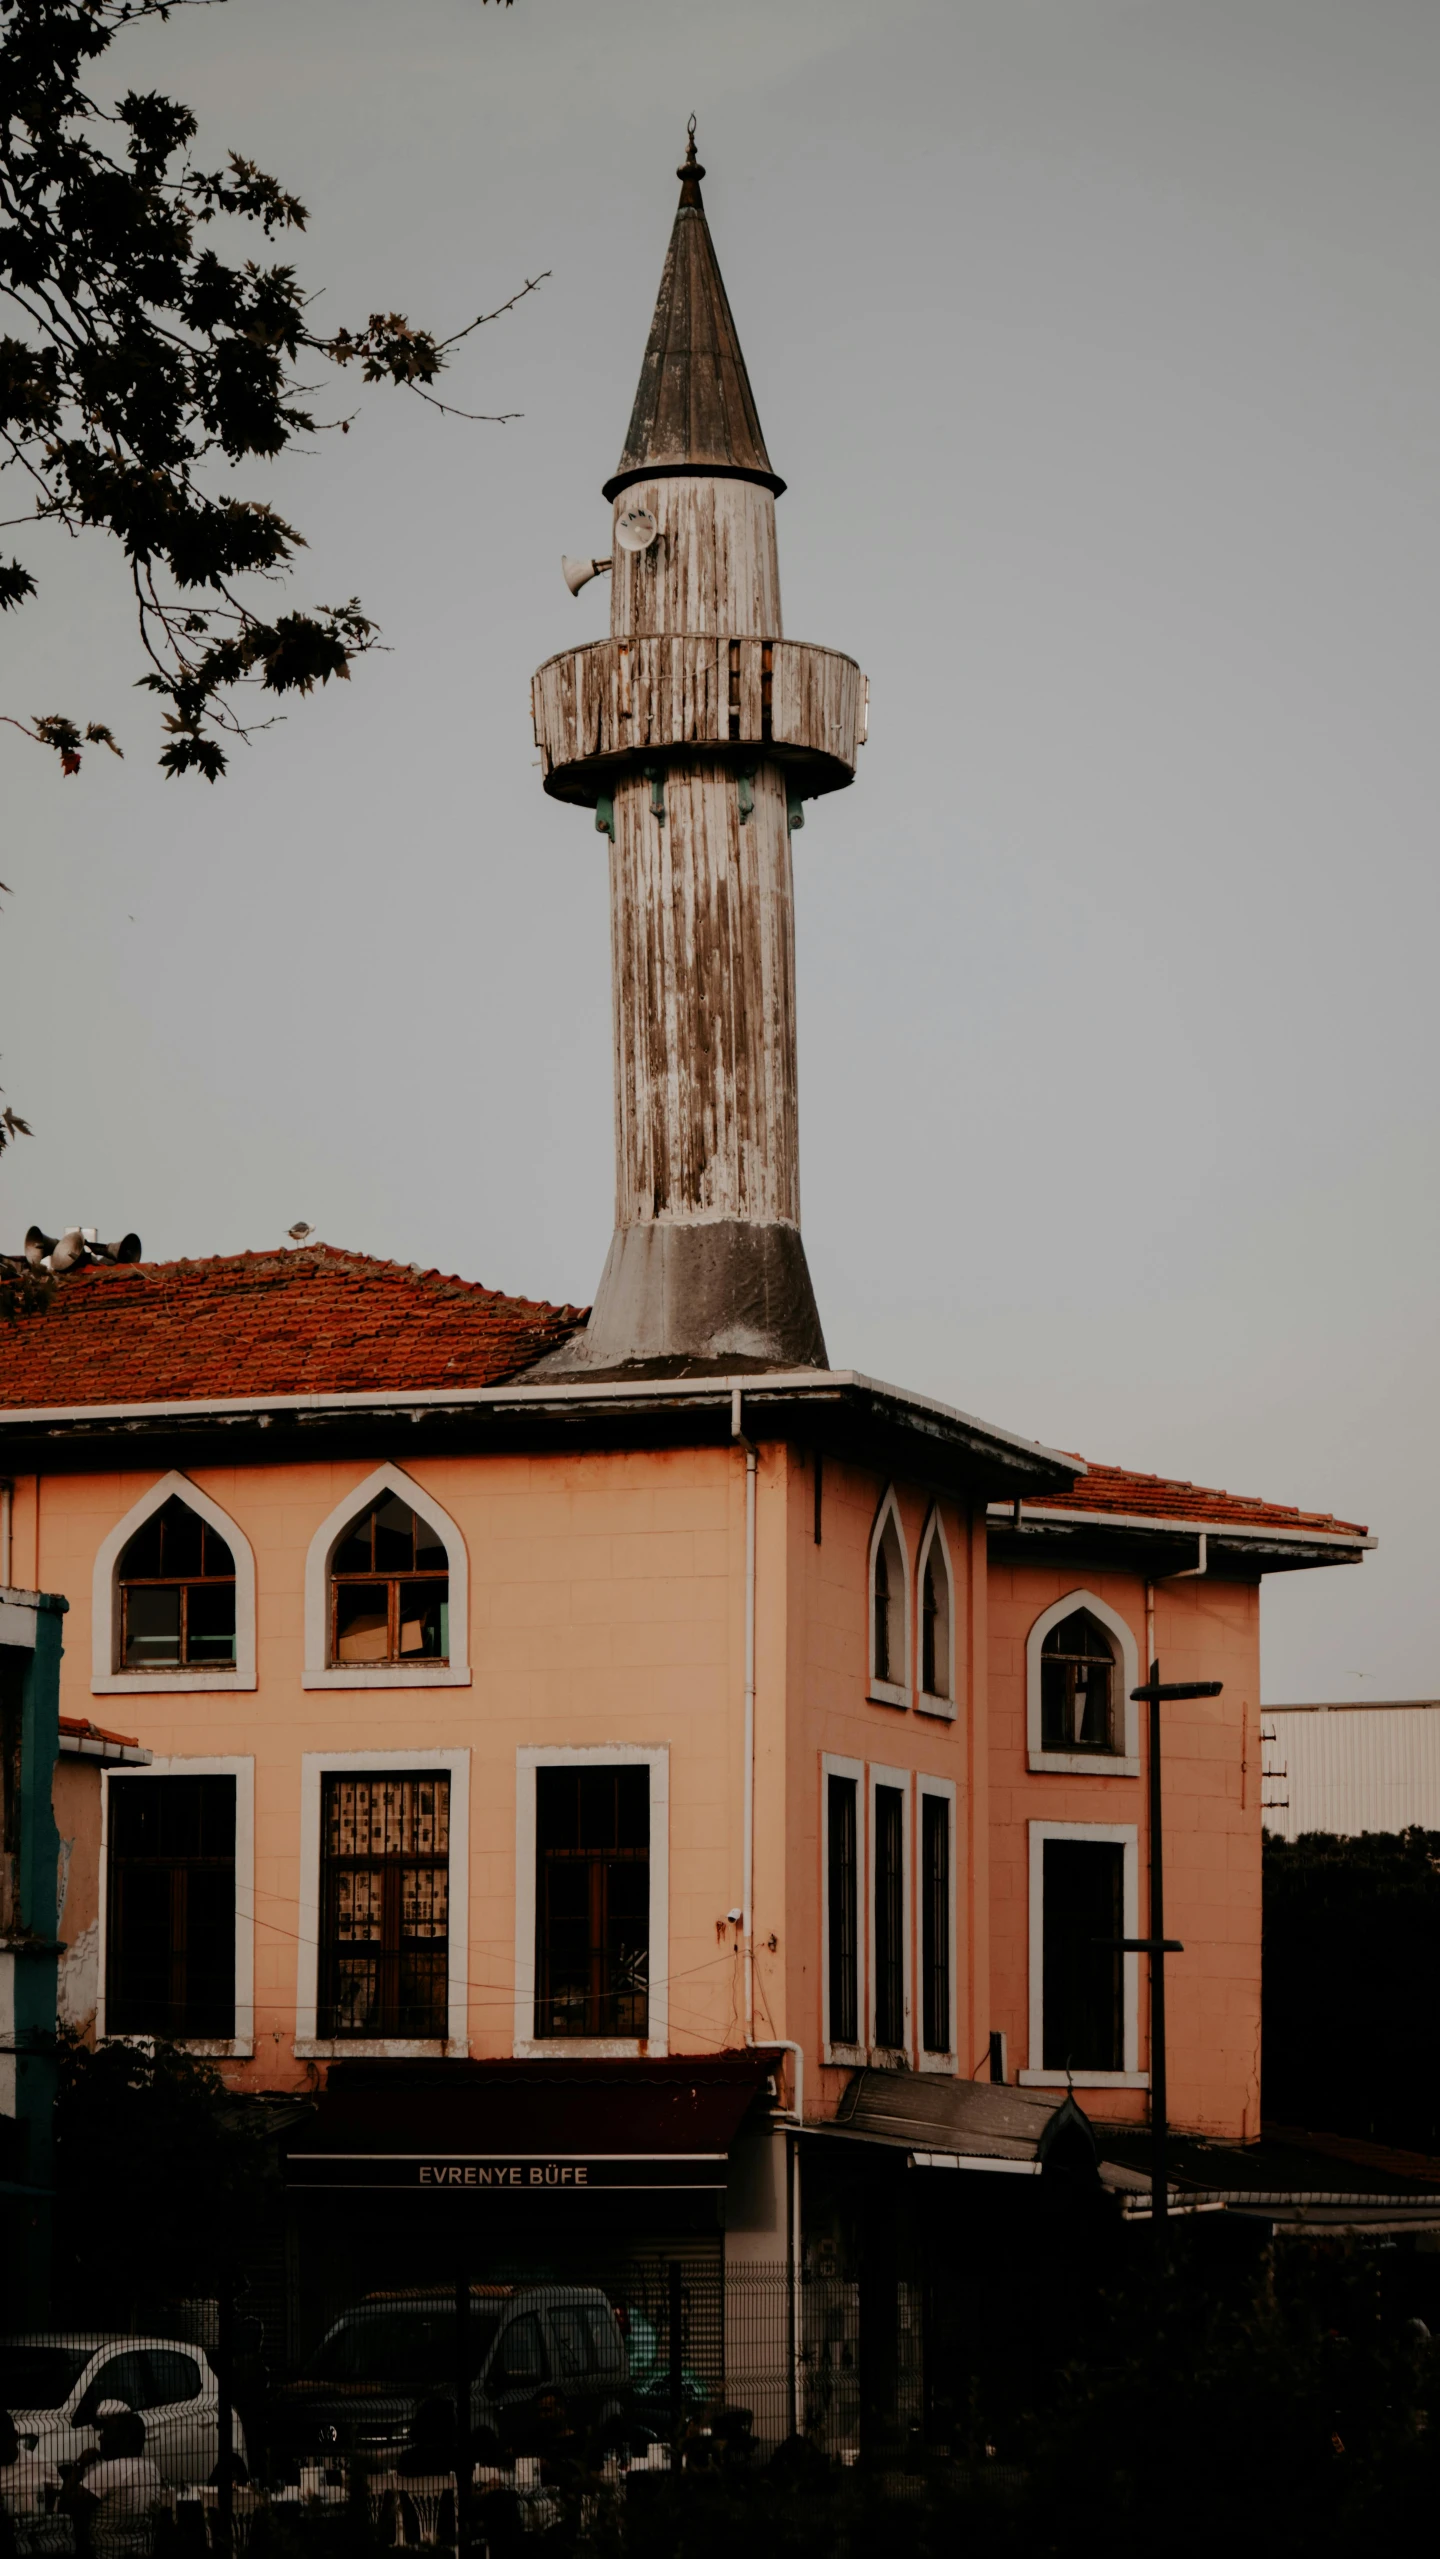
[1262,1702,1440,1839]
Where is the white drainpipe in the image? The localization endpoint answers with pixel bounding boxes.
[0,1481,11,1589]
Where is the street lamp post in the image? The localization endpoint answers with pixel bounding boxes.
[1124,1660,1224,2262]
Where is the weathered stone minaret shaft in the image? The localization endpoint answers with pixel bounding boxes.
[531,132,865,1373]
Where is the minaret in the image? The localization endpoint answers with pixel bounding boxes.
[531,129,866,1374]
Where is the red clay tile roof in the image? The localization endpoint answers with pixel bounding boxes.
[59,1713,142,1748]
[0,1246,588,1407]
[1018,1460,1368,1541]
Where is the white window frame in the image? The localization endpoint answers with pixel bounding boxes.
[820,1752,866,2067]
[867,1488,911,1709]
[1020,1817,1147,2089]
[915,1773,957,2075]
[514,1745,669,2058]
[98,1756,255,2058]
[92,1473,256,1696]
[294,1747,470,2058]
[303,1461,471,1689]
[1026,1589,1140,1776]
[868,1762,912,2061]
[915,1509,957,1719]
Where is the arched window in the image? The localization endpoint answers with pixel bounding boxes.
[917,1512,955,1714]
[330,1492,449,1667]
[117,1496,236,1672]
[1040,1609,1116,1753]
[868,1492,909,1706]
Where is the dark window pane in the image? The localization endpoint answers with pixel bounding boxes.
[1040,1654,1067,1751]
[534,1764,649,2039]
[187,1581,236,1665]
[497,2318,545,2385]
[1042,1839,1124,2071]
[578,1767,617,1851]
[827,1775,858,2047]
[415,1522,447,1572]
[184,1866,238,2036]
[107,1866,173,2029]
[118,1513,165,1580]
[124,1585,181,1667]
[922,1559,937,1697]
[105,1775,236,2039]
[874,1785,905,2048]
[873,1536,891,1682]
[333,1511,373,1575]
[145,2353,202,2409]
[536,1770,576,1854]
[198,1522,235,1579]
[922,1793,951,2054]
[615,1766,650,1853]
[156,1496,204,1580]
[397,1580,446,1659]
[1040,1612,1116,1752]
[373,1493,416,1573]
[335,1586,390,1665]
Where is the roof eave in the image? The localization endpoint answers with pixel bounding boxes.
[0,1369,1084,1501]
[987,1499,1373,1575]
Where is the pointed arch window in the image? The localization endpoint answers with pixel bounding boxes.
[330,1493,449,1668]
[1040,1609,1117,1754]
[868,1492,910,1707]
[917,1512,956,1717]
[117,1497,236,1672]
[303,1465,469,1690]
[1025,1589,1140,1775]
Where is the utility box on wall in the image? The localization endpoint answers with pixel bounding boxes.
[1,1585,67,2320]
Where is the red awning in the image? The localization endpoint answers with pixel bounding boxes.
[285,2052,779,2195]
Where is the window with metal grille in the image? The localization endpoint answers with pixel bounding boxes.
[1040,1609,1116,1752]
[117,1497,235,1672]
[1042,1837,1123,2071]
[873,1783,905,2048]
[826,1773,859,2047]
[921,1792,951,2054]
[319,1774,450,2039]
[329,1494,449,1668]
[105,1774,236,2038]
[534,1766,648,2040]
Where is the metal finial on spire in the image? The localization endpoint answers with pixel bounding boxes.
[677,116,705,202]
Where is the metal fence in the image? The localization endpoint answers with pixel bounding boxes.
[0,2270,937,2553]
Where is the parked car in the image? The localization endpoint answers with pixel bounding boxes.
[269,2287,632,2466]
[0,2337,247,2487]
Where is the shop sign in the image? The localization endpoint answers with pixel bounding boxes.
[287,2152,729,2192]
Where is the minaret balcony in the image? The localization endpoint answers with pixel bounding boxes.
[531,635,866,809]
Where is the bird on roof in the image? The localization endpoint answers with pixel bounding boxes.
[287,1222,314,1244]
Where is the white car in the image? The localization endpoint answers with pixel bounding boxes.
[0,2337,246,2490]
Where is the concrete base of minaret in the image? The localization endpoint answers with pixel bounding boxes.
[529,1217,828,1376]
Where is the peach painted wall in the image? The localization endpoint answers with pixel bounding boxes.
[13,1450,1262,2136]
[21,1448,759,2089]
[779,1453,982,2109]
[987,1556,1261,2138]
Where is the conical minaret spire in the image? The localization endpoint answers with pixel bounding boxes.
[528,134,867,1376]
[604,123,783,503]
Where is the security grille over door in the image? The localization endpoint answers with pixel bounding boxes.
[319,1773,450,2039]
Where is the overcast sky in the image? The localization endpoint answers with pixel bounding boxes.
[5,0,1436,1701]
